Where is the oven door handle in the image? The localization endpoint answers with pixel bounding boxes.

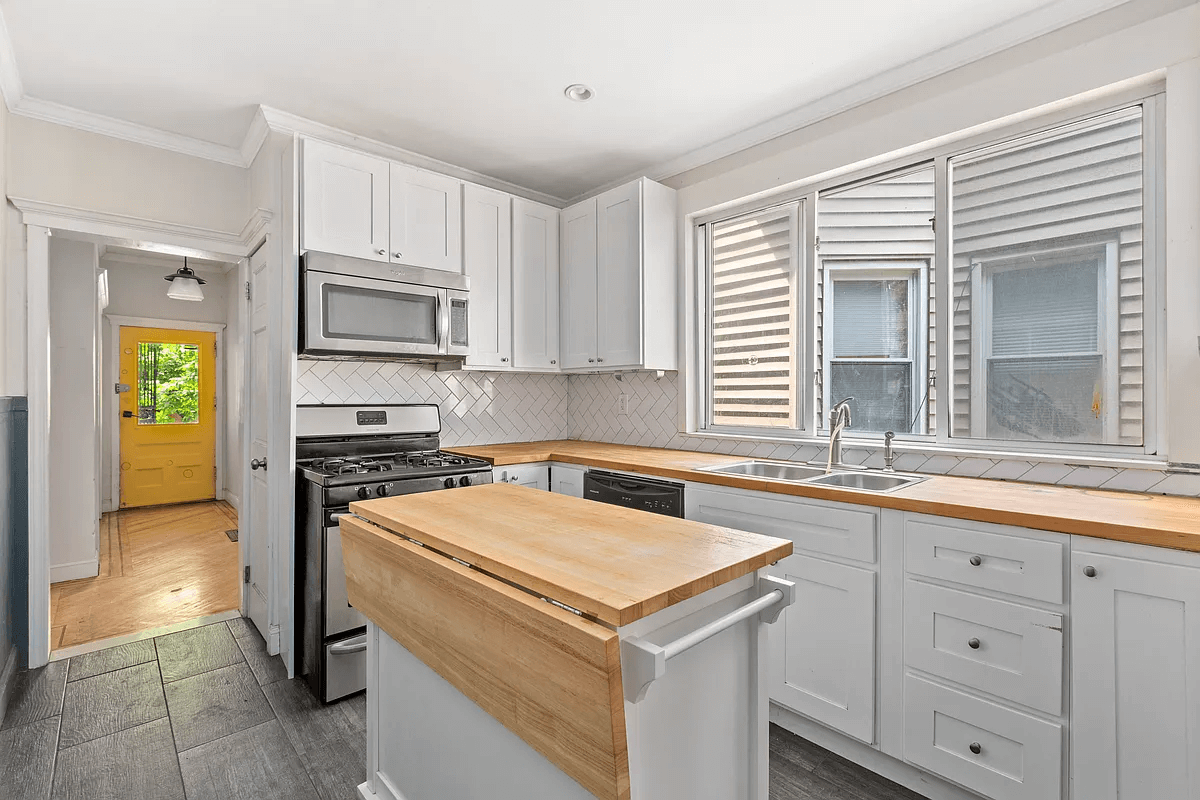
[329,634,368,655]
[436,291,450,353]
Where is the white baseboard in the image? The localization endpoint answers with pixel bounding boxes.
[50,558,100,583]
[0,647,19,729]
[223,489,240,512]
[769,704,977,800]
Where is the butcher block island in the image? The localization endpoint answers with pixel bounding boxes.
[341,481,794,800]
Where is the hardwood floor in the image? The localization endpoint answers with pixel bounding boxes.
[50,502,240,650]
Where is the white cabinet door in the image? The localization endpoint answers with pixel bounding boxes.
[512,198,560,370]
[462,184,512,369]
[1071,548,1200,800]
[495,464,549,491]
[301,139,390,262]
[390,163,462,273]
[560,198,597,369]
[595,181,642,369]
[771,554,876,744]
[549,463,585,498]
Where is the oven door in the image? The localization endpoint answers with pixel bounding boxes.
[325,517,367,638]
[304,269,449,358]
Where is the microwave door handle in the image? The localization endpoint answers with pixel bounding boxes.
[436,291,450,352]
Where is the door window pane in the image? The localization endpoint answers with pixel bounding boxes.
[138,342,200,425]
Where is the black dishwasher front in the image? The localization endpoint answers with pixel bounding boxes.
[582,470,684,518]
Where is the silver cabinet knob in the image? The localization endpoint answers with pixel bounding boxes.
[969,742,982,755]
[501,357,509,362]
[588,358,595,363]
[375,249,386,255]
[597,358,604,363]
[969,555,982,567]
[393,252,402,258]
[550,360,556,365]
[968,638,980,650]
[1083,565,1097,578]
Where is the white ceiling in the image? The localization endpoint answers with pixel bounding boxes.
[1,0,1137,200]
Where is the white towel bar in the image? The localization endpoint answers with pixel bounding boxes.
[621,574,795,703]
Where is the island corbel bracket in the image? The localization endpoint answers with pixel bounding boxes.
[622,575,797,703]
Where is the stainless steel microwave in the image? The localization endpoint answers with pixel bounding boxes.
[300,251,469,360]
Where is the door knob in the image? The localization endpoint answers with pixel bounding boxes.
[122,410,134,418]
[250,458,268,471]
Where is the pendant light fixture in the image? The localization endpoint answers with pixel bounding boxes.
[165,257,206,302]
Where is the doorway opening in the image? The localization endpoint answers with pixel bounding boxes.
[46,240,248,655]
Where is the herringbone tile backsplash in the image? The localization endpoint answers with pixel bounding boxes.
[294,359,569,447]
[295,360,1200,496]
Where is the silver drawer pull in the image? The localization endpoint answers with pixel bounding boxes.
[1083,565,1097,578]
[969,555,982,567]
[968,638,981,650]
[969,742,982,755]
[330,635,367,655]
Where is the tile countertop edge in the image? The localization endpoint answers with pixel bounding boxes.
[447,440,1200,554]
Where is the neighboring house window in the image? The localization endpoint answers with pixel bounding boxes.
[824,265,926,433]
[950,107,1144,446]
[705,202,802,431]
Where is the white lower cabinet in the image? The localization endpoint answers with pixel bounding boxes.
[549,463,585,498]
[494,464,549,490]
[1070,541,1200,800]
[904,674,1062,800]
[771,554,876,743]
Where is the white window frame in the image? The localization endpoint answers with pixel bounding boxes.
[821,261,929,435]
[968,240,1120,442]
[687,84,1164,460]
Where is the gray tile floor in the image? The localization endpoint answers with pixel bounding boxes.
[1,618,925,800]
[0,619,365,800]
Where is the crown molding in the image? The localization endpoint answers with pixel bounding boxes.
[258,105,568,207]
[10,197,262,258]
[563,0,1152,204]
[239,106,272,167]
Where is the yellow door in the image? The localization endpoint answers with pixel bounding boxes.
[119,326,217,508]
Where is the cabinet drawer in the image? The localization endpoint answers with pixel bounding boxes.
[904,517,1063,603]
[904,675,1062,800]
[687,486,876,563]
[904,581,1063,714]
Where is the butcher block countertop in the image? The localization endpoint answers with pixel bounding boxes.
[446,440,1200,554]
[349,482,793,627]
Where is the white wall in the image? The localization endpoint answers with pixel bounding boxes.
[99,257,236,511]
[668,2,1200,465]
[48,237,98,582]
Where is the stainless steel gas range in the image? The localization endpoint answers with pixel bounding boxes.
[294,403,492,702]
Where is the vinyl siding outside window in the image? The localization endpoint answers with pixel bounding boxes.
[696,98,1158,456]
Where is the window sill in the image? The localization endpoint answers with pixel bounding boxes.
[681,429,1172,472]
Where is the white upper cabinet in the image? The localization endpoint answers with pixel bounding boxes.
[559,178,678,372]
[561,198,598,370]
[512,198,560,370]
[462,184,512,368]
[390,163,463,273]
[301,139,390,262]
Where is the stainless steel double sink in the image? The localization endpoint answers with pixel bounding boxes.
[700,460,925,493]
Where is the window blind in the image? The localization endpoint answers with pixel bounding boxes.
[990,258,1099,357]
[830,279,909,358]
[709,204,798,427]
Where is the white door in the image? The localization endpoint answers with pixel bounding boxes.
[1071,548,1200,800]
[549,464,585,498]
[512,198,560,370]
[560,198,597,369]
[243,245,272,639]
[596,181,642,369]
[462,184,512,368]
[390,163,462,273]
[771,554,876,743]
[300,139,390,262]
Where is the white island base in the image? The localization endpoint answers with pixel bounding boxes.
[357,571,790,800]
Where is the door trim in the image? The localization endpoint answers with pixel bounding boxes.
[105,316,226,514]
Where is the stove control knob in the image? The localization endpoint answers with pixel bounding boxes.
[376,484,390,498]
[458,475,472,488]
[356,486,371,500]
[443,478,456,489]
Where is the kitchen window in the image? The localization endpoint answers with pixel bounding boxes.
[694,94,1160,456]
